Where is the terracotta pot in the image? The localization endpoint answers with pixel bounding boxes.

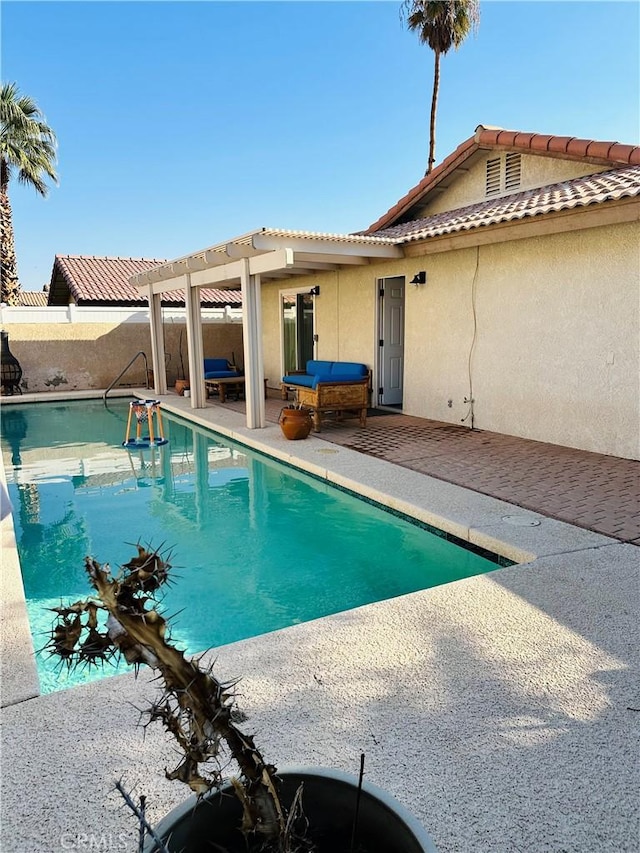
[279,406,312,440]
[174,379,190,396]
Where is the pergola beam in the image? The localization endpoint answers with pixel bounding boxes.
[295,252,369,266]
[251,233,402,259]
[129,229,406,429]
[225,243,259,259]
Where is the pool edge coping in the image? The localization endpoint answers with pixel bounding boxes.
[0,390,621,708]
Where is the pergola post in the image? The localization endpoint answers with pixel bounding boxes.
[132,230,402,429]
[240,258,265,428]
[184,273,206,408]
[148,287,167,395]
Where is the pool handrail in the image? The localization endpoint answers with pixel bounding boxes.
[103,351,150,402]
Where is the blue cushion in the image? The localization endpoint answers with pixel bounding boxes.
[330,362,368,377]
[282,374,315,388]
[312,373,366,389]
[310,372,335,388]
[204,358,232,373]
[306,360,333,375]
[205,370,241,379]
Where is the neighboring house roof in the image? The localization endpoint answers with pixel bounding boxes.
[48,255,243,307]
[365,125,640,233]
[17,290,49,307]
[373,165,640,242]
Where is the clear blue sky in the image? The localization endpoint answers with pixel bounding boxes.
[3,0,639,291]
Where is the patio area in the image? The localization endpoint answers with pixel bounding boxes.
[218,392,640,546]
[1,391,638,852]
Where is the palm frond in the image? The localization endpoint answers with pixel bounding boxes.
[0,80,58,196]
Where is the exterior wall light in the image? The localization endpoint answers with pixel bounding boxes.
[410,271,426,286]
[309,286,320,296]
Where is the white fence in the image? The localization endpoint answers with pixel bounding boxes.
[0,305,244,325]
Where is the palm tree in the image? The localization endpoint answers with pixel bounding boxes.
[1,82,57,305]
[402,1,480,175]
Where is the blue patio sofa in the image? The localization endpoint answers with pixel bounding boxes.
[281,360,370,432]
[204,358,242,380]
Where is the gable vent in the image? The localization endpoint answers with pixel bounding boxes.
[485,157,502,196]
[485,153,522,197]
[505,153,522,190]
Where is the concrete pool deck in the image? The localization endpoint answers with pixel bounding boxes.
[1,392,638,852]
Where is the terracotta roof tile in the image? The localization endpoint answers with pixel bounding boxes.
[529,134,555,153]
[364,125,640,234]
[17,290,49,307]
[547,136,575,154]
[566,138,591,158]
[607,143,640,165]
[513,132,535,147]
[585,140,616,160]
[494,130,519,147]
[50,256,242,306]
[370,166,640,243]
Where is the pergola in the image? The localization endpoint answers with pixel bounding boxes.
[130,228,402,428]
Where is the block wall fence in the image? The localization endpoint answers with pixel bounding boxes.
[0,306,243,394]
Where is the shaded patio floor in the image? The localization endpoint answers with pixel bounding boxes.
[214,394,640,546]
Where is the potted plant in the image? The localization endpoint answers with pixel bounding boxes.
[279,403,313,440]
[46,546,438,853]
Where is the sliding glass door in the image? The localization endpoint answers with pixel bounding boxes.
[282,292,315,373]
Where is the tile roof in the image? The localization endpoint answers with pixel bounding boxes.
[371,165,640,242]
[365,125,640,233]
[17,290,49,307]
[50,255,243,306]
[217,226,398,248]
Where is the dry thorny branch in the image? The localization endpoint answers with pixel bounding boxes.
[45,545,312,852]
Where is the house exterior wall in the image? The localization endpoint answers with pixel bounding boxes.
[403,220,639,459]
[422,153,610,216]
[261,267,380,388]
[260,218,639,460]
[2,317,243,393]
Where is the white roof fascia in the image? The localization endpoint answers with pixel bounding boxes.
[289,260,345,271]
[294,252,370,266]
[251,233,402,258]
[130,231,402,291]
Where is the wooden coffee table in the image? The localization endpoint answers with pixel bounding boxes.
[205,376,245,403]
[205,377,269,403]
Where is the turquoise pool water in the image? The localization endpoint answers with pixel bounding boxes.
[2,399,500,694]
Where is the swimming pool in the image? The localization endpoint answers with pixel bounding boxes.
[2,399,502,694]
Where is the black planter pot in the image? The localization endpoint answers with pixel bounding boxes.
[144,767,438,853]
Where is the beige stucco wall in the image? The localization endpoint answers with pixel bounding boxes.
[403,221,640,458]
[261,266,384,390]
[260,217,639,460]
[423,153,609,215]
[3,322,243,393]
[473,224,637,457]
